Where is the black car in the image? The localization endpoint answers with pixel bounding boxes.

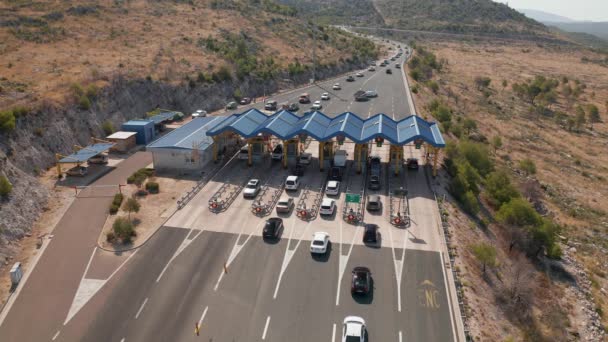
[346,75,355,82]
[265,100,278,111]
[366,195,381,212]
[354,90,368,102]
[329,166,342,181]
[263,218,284,240]
[240,97,252,105]
[292,163,304,176]
[288,103,300,112]
[386,69,392,74]
[363,224,379,244]
[406,158,419,169]
[351,267,372,295]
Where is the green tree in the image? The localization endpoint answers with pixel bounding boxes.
[485,170,520,208]
[471,243,497,274]
[102,120,114,135]
[497,198,541,227]
[461,190,480,216]
[491,136,502,154]
[458,160,482,195]
[0,176,12,197]
[519,159,536,175]
[123,197,140,221]
[0,110,16,132]
[112,217,135,243]
[587,104,600,129]
[501,79,508,90]
[463,118,477,135]
[459,141,493,177]
[575,105,586,131]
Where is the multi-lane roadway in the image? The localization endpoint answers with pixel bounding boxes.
[0,41,462,342]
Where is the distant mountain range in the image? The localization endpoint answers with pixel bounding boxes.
[518,9,608,41]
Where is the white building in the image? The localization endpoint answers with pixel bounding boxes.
[147,116,235,174]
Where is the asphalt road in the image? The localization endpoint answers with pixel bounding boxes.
[0,40,460,342]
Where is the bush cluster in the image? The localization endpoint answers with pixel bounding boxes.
[408,47,442,82]
[0,106,29,132]
[111,217,135,244]
[145,181,159,194]
[0,176,12,197]
[109,193,124,214]
[127,168,154,186]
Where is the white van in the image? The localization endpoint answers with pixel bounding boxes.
[238,145,249,160]
[333,150,347,167]
[285,175,300,191]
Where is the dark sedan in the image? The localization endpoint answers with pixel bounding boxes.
[351,267,372,295]
[363,224,379,244]
[263,218,283,240]
[239,97,252,105]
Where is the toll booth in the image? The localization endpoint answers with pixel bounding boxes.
[318,141,335,171]
[389,145,404,175]
[247,136,268,166]
[354,143,369,174]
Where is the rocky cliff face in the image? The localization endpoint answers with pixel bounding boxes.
[0,60,365,262]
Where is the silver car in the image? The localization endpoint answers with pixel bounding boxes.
[276,197,294,213]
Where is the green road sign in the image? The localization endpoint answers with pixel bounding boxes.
[415,144,421,149]
[345,193,361,203]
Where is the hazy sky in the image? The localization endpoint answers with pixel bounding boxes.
[494,0,608,21]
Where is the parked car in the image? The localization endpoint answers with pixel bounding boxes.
[363,224,379,244]
[365,90,378,98]
[288,103,300,112]
[264,100,278,111]
[88,154,108,164]
[243,179,261,198]
[321,92,330,100]
[395,64,401,69]
[263,218,283,240]
[299,152,312,165]
[351,267,372,295]
[226,101,238,110]
[346,75,355,82]
[238,145,249,160]
[299,93,311,104]
[285,175,300,191]
[276,197,294,214]
[366,195,381,212]
[329,166,343,181]
[67,165,88,177]
[406,158,419,169]
[239,97,252,105]
[342,316,367,342]
[354,90,368,102]
[386,69,392,74]
[192,109,207,118]
[271,144,283,160]
[319,198,336,216]
[325,180,340,196]
[311,101,323,110]
[368,66,375,71]
[310,232,330,254]
[332,83,342,90]
[356,72,364,77]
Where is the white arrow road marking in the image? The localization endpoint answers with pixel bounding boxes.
[156,229,203,282]
[389,226,409,312]
[214,221,262,291]
[198,306,209,327]
[273,219,311,299]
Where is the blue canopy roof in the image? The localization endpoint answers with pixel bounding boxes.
[59,143,114,163]
[147,116,226,150]
[207,109,445,147]
[148,111,176,124]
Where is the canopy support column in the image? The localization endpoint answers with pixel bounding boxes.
[283,140,288,169]
[390,145,403,176]
[319,141,325,172]
[247,139,253,167]
[212,136,219,162]
[355,144,362,174]
[432,147,440,177]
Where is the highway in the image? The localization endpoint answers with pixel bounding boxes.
[0,39,462,342]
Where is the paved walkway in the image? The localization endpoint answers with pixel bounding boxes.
[0,152,152,342]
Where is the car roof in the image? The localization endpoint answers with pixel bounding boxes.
[321,198,334,205]
[313,232,329,239]
[327,180,339,187]
[353,266,370,273]
[286,175,298,181]
[345,322,363,336]
[364,223,378,230]
[278,197,291,202]
[248,179,259,184]
[368,194,380,201]
[267,217,282,223]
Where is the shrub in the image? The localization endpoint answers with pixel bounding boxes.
[112,217,135,243]
[112,193,124,206]
[106,231,116,243]
[109,203,120,214]
[123,197,141,220]
[0,110,16,132]
[85,84,98,99]
[78,95,91,110]
[474,76,492,89]
[485,170,520,208]
[471,242,497,274]
[461,190,480,216]
[0,176,13,197]
[145,181,159,194]
[102,120,114,135]
[34,127,44,136]
[427,80,439,94]
[519,159,537,175]
[497,198,541,227]
[410,85,419,94]
[71,83,84,97]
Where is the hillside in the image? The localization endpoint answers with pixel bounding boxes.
[546,22,608,41]
[0,0,378,109]
[517,9,575,23]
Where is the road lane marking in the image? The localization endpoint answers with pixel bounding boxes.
[52,330,60,340]
[198,306,209,327]
[135,297,148,319]
[120,338,125,342]
[262,316,271,340]
[399,330,403,342]
[156,229,203,282]
[273,219,311,299]
[389,224,409,312]
[332,323,336,342]
[336,218,359,306]
[440,251,458,341]
[214,220,263,291]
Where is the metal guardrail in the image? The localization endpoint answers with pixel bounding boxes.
[389,189,410,227]
[342,162,364,224]
[177,176,206,210]
[296,185,323,221]
[252,183,284,217]
[208,179,245,213]
[435,192,472,341]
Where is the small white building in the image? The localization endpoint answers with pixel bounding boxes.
[147,116,235,174]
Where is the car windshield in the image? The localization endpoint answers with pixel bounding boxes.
[278,201,288,206]
[313,240,324,246]
[345,335,360,342]
[246,184,257,189]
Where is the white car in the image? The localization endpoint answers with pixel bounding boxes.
[310,232,330,254]
[326,180,340,196]
[332,83,341,90]
[319,198,336,216]
[299,152,312,165]
[192,109,207,118]
[367,66,375,71]
[342,316,367,342]
[356,72,364,77]
[321,92,330,100]
[243,179,261,198]
[285,175,300,191]
[311,101,323,110]
[365,90,378,98]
